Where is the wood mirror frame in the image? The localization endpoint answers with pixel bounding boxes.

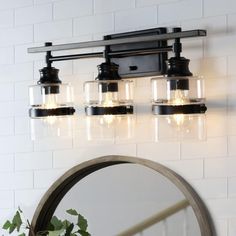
[30,155,216,236]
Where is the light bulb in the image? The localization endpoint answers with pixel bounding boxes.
[100,91,119,107]
[168,89,189,105]
[42,93,59,109]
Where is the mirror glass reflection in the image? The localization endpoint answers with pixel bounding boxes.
[54,164,201,236]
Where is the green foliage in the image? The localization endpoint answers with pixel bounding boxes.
[2,207,91,236]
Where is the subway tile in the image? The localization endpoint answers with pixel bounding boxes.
[14,116,30,135]
[229,177,236,198]
[34,60,73,79]
[0,135,33,154]
[205,157,236,178]
[34,20,72,42]
[15,42,45,63]
[15,151,52,170]
[73,128,115,147]
[228,136,236,156]
[204,0,236,17]
[0,0,32,10]
[181,141,206,159]
[0,10,14,29]
[136,0,178,7]
[161,159,204,179]
[34,136,73,151]
[0,25,33,46]
[14,100,28,117]
[0,190,14,208]
[205,137,227,158]
[182,39,203,60]
[158,0,202,24]
[181,15,227,37]
[53,144,136,168]
[0,62,33,83]
[73,57,103,75]
[0,155,14,172]
[181,137,227,159]
[34,0,53,4]
[15,4,52,26]
[0,83,14,102]
[94,0,135,14]
[214,219,228,236]
[14,80,33,101]
[0,102,14,117]
[228,55,236,76]
[204,34,236,57]
[207,198,236,218]
[206,112,227,138]
[15,189,45,207]
[54,0,93,20]
[191,178,227,199]
[0,171,33,190]
[115,7,157,31]
[74,13,114,36]
[190,57,227,79]
[205,78,227,98]
[229,218,236,236]
[34,168,66,188]
[137,142,180,161]
[0,117,14,136]
[228,14,236,35]
[0,46,14,65]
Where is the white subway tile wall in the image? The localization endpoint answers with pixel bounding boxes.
[0,0,234,235]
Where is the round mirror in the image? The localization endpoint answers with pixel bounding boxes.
[31,156,215,236]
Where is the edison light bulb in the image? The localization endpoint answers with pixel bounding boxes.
[42,93,58,109]
[100,91,118,107]
[42,90,59,125]
[168,89,189,105]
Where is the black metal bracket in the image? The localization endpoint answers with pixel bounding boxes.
[28,28,207,78]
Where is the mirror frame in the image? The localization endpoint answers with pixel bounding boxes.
[31,155,216,236]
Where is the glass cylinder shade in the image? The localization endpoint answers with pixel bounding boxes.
[29,83,75,118]
[151,76,206,115]
[84,80,134,116]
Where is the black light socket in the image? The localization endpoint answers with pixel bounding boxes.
[166,57,193,77]
[169,78,189,90]
[96,62,121,93]
[38,67,61,84]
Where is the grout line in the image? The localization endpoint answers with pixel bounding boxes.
[201,0,204,18]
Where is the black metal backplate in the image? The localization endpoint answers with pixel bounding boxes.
[106,28,168,78]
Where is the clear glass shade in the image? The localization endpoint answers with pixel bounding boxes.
[153,114,206,141]
[84,80,134,115]
[151,76,205,106]
[29,83,74,111]
[84,80,133,107]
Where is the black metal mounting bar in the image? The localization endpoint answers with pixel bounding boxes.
[48,46,173,63]
[28,29,206,53]
[29,28,207,77]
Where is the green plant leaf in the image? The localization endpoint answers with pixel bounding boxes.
[66,209,79,216]
[77,214,88,231]
[2,220,11,230]
[12,211,23,232]
[50,216,63,230]
[9,223,17,234]
[77,230,91,236]
[47,229,64,236]
[64,223,74,236]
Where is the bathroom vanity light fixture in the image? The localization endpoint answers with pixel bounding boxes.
[28,28,207,120]
[151,28,207,117]
[84,59,134,116]
[29,43,75,120]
